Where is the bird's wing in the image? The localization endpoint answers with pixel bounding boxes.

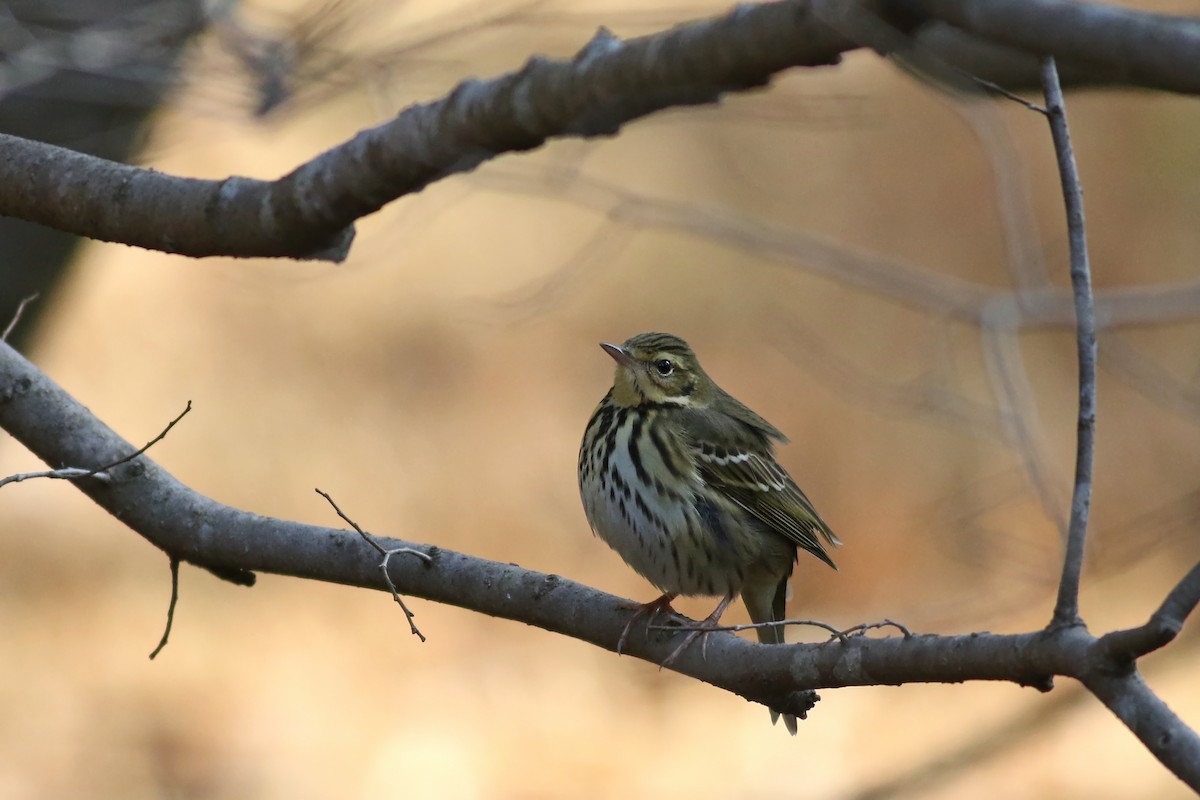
[682,408,840,568]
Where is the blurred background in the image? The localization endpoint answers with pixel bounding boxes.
[2,0,1199,797]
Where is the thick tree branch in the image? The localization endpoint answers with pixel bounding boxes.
[3,339,1200,786]
[1081,669,1200,789]
[1,0,1198,262]
[0,2,851,262]
[898,0,1200,95]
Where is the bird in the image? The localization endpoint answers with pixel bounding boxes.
[577,332,840,734]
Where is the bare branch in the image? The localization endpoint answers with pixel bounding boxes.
[1098,560,1200,663]
[898,0,1200,95]
[0,347,1100,695]
[654,617,851,644]
[2,294,39,343]
[4,339,1200,785]
[954,69,1046,113]
[0,2,852,261]
[316,488,430,642]
[3,0,1198,262]
[1081,669,1200,789]
[0,400,192,489]
[1040,57,1097,628]
[0,466,114,487]
[687,617,914,644]
[149,557,181,660]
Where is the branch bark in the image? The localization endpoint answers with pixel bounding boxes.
[0,2,852,262]
[1041,57,1096,628]
[897,0,1200,94]
[1098,560,1200,663]
[2,339,1199,786]
[0,0,1197,262]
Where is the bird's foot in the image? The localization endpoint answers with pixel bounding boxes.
[659,625,717,668]
[616,593,679,655]
[659,593,736,667]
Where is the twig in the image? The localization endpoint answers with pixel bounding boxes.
[315,488,431,642]
[0,401,193,489]
[1041,56,1097,628]
[649,617,913,644]
[652,617,847,642]
[0,467,112,487]
[149,557,181,659]
[1097,559,1200,663]
[951,66,1047,113]
[840,619,914,639]
[2,293,39,342]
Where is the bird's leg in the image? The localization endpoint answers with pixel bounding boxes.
[616,592,679,654]
[661,591,736,667]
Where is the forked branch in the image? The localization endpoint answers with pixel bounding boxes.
[1097,560,1200,664]
[3,333,1200,787]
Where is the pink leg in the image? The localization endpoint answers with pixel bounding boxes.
[616,593,679,654]
[661,591,736,666]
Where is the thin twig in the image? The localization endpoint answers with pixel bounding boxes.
[649,617,847,642]
[951,66,1048,114]
[1041,56,1097,628]
[840,619,914,639]
[0,467,112,487]
[0,401,193,489]
[2,293,39,342]
[149,557,181,659]
[649,617,912,644]
[315,488,431,642]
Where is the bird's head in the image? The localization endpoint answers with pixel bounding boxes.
[601,332,714,407]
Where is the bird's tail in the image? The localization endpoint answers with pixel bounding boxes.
[742,575,798,735]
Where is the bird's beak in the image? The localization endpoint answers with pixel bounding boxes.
[600,342,636,368]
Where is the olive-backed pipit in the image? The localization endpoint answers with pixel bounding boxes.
[578,332,840,733]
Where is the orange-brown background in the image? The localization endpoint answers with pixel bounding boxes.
[3,1,1199,797]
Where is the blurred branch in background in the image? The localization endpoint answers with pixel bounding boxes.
[851,627,1200,799]
[851,682,1092,800]
[478,151,1200,573]
[0,0,217,351]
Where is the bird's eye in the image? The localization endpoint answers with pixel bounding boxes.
[654,359,674,377]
